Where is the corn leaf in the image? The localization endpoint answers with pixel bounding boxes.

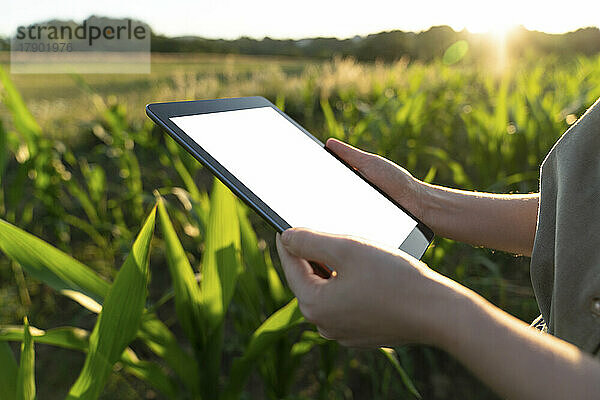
[157,197,203,348]
[0,214,198,395]
[264,250,287,306]
[198,178,242,398]
[0,118,8,184]
[0,342,18,400]
[137,313,202,395]
[67,206,156,399]
[236,204,268,326]
[290,330,327,359]
[321,98,344,140]
[380,347,422,399]
[120,349,179,399]
[0,325,178,399]
[0,66,41,156]
[0,218,109,304]
[237,203,288,309]
[224,298,304,399]
[16,317,35,400]
[0,325,88,351]
[237,204,268,280]
[200,178,243,334]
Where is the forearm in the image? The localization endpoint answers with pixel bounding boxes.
[430,277,600,400]
[420,183,539,256]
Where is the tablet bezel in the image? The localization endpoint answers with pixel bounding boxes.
[146,96,434,258]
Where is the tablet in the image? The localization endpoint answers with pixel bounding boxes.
[146,97,433,270]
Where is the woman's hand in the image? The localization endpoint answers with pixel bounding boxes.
[326,138,539,255]
[277,229,600,400]
[276,227,456,348]
[326,138,426,222]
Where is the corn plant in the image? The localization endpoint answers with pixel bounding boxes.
[9,51,599,397]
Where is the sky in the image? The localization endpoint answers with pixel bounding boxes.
[2,0,600,39]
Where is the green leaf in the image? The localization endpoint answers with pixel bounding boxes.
[0,66,41,156]
[137,313,202,395]
[235,204,268,325]
[0,324,178,399]
[321,98,344,140]
[380,347,421,399]
[0,118,9,184]
[237,203,268,280]
[16,317,35,400]
[67,206,156,399]
[157,197,203,348]
[0,207,195,396]
[290,330,327,359]
[120,349,179,400]
[224,298,304,399]
[200,178,243,335]
[0,342,18,400]
[0,218,109,304]
[264,250,287,306]
[0,325,88,351]
[198,178,243,398]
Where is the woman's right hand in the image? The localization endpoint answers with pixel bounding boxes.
[325,138,426,222]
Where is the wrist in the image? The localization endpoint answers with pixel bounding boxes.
[420,271,482,351]
[415,181,443,232]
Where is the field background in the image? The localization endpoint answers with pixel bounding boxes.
[1,49,600,399]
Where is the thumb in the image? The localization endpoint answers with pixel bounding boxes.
[280,227,362,271]
[276,233,324,298]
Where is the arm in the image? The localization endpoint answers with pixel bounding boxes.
[326,139,539,256]
[276,229,600,400]
[438,275,600,400]
[421,184,539,256]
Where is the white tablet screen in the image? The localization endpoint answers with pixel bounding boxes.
[171,106,417,249]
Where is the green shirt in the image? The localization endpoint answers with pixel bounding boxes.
[530,97,600,355]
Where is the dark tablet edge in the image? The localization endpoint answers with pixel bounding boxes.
[146,96,434,258]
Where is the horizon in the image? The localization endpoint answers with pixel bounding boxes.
[3,0,600,40]
[2,18,598,42]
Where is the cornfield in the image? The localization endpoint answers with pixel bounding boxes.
[0,52,599,399]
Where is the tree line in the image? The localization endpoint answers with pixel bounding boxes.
[2,19,599,62]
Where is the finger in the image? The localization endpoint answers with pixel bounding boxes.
[325,138,373,170]
[276,233,323,298]
[326,139,410,197]
[280,227,368,271]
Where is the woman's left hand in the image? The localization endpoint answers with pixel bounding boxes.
[276,227,456,348]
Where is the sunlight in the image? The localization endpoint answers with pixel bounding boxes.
[490,23,515,73]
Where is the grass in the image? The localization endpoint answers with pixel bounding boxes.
[1,50,600,399]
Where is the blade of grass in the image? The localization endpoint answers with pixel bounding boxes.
[0,342,18,400]
[67,206,156,399]
[16,317,35,400]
